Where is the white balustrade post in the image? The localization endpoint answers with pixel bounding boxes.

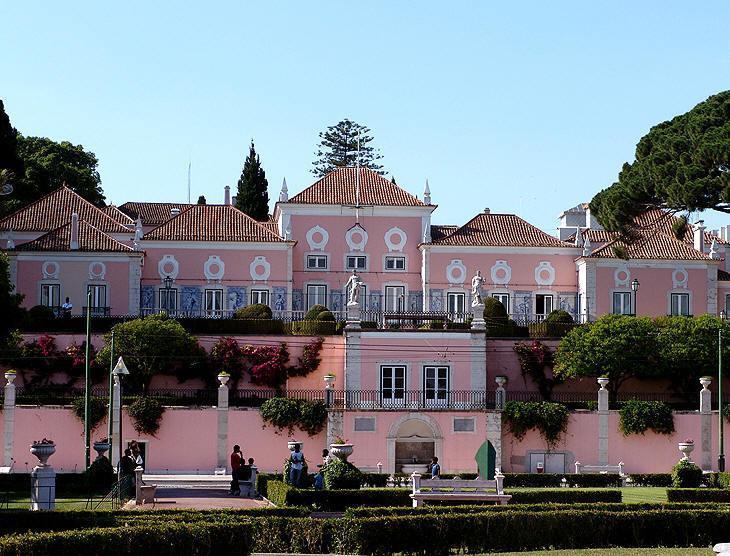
[3,370,16,468]
[597,377,609,466]
[699,376,713,471]
[250,465,258,497]
[494,469,505,495]
[134,466,143,504]
[575,461,582,474]
[216,373,230,473]
[411,472,422,508]
[30,442,56,511]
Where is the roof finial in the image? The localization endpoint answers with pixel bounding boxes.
[582,236,592,257]
[424,179,431,205]
[423,223,431,243]
[710,237,720,259]
[574,227,583,247]
[279,178,289,202]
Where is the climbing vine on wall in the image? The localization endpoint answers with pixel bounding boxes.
[502,400,570,449]
[618,400,674,436]
[259,397,328,435]
[513,340,561,401]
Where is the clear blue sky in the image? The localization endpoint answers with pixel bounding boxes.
[1,1,729,234]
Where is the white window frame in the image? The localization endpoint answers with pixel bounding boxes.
[491,292,510,313]
[306,284,328,309]
[159,288,178,312]
[446,291,466,321]
[345,254,368,271]
[384,284,407,313]
[423,365,450,408]
[534,292,554,320]
[86,283,108,316]
[40,283,61,309]
[305,253,328,270]
[380,364,408,407]
[384,255,406,272]
[250,288,270,306]
[205,288,224,316]
[670,292,691,316]
[612,291,632,315]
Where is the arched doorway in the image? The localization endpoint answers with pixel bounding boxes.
[386,413,443,474]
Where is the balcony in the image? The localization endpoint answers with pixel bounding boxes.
[82,306,111,317]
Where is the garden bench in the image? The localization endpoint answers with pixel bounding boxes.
[410,472,511,507]
[574,461,625,476]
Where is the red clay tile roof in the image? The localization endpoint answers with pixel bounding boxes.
[287,168,427,207]
[119,202,193,226]
[143,204,285,242]
[565,229,617,245]
[588,232,711,260]
[0,186,131,234]
[430,225,458,242]
[432,213,572,248]
[14,220,133,252]
[102,205,135,225]
[261,221,280,235]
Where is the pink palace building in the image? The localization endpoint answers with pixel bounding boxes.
[1,167,729,475]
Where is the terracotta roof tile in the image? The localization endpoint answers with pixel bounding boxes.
[261,221,280,236]
[287,168,426,207]
[430,225,458,242]
[432,213,571,248]
[588,232,711,260]
[119,202,193,226]
[102,205,135,225]
[14,220,133,253]
[143,204,285,242]
[565,229,618,245]
[0,186,131,234]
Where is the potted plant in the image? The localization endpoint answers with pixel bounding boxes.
[678,438,695,460]
[217,371,230,387]
[597,375,610,389]
[699,376,712,390]
[30,438,56,466]
[323,374,336,388]
[330,436,354,462]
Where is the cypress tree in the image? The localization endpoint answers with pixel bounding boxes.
[235,141,269,221]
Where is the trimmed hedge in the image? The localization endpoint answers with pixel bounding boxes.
[266,481,411,510]
[706,472,730,489]
[0,473,114,494]
[286,321,339,336]
[667,488,730,502]
[503,473,622,488]
[508,489,621,504]
[628,473,673,487]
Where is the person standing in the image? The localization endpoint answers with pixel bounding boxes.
[119,448,137,499]
[61,297,73,318]
[289,444,305,487]
[429,457,441,478]
[229,445,242,495]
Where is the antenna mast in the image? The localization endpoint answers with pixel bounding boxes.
[187,160,191,204]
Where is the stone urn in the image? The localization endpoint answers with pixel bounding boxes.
[93,441,111,460]
[329,443,354,462]
[287,440,303,451]
[323,374,336,389]
[678,441,695,461]
[30,442,56,467]
[597,376,609,390]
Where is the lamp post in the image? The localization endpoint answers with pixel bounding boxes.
[83,288,92,469]
[720,310,726,472]
[111,357,129,478]
[106,331,115,463]
[631,279,640,316]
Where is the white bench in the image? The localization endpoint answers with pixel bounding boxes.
[410,472,512,508]
[574,461,625,476]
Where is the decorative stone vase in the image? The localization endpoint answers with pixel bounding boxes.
[678,442,695,461]
[401,463,429,474]
[329,443,354,462]
[699,376,712,390]
[4,369,16,384]
[30,443,56,467]
[323,374,336,389]
[495,376,507,388]
[597,377,609,390]
[217,373,230,387]
[93,441,111,460]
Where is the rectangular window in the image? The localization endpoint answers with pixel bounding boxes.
[205,289,224,316]
[41,284,60,309]
[306,284,327,309]
[306,255,328,270]
[671,293,690,316]
[535,294,553,319]
[159,288,177,312]
[346,255,367,270]
[492,293,510,313]
[87,285,107,316]
[453,417,475,432]
[384,256,406,271]
[380,365,406,406]
[354,417,376,432]
[423,366,449,407]
[384,285,406,312]
[447,292,465,316]
[250,289,270,306]
[612,292,632,315]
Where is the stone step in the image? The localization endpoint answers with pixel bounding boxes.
[143,474,233,489]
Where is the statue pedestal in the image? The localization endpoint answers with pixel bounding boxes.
[30,465,56,510]
[346,301,361,330]
[471,302,486,330]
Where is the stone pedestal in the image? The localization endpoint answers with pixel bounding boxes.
[216,373,230,473]
[326,410,344,450]
[111,375,121,469]
[471,302,486,330]
[597,377,609,466]
[699,377,712,471]
[495,376,507,411]
[486,411,503,472]
[346,301,361,330]
[31,465,56,511]
[3,371,16,468]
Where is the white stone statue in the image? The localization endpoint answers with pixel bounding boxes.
[345,271,363,305]
[471,270,485,307]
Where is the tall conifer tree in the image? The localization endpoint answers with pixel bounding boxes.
[312,118,385,177]
[235,141,269,221]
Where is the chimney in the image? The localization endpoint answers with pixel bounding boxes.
[693,220,706,253]
[70,212,79,250]
[171,207,181,217]
[484,208,490,214]
[224,185,231,206]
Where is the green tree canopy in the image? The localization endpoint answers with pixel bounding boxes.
[196,195,206,205]
[553,314,661,398]
[96,314,206,392]
[590,91,730,233]
[0,252,24,344]
[0,100,23,177]
[312,118,385,177]
[234,141,269,221]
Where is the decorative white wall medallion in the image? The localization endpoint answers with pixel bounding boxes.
[490,260,512,285]
[204,255,225,282]
[534,261,556,286]
[250,256,271,281]
[345,224,368,252]
[614,265,630,287]
[306,225,329,251]
[88,262,106,280]
[42,261,60,280]
[157,254,179,281]
[446,259,467,285]
[672,267,688,289]
[384,227,407,252]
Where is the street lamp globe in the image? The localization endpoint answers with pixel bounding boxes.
[631,279,640,292]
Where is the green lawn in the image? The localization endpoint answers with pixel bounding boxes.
[1,495,114,510]
[506,486,668,504]
[492,549,710,555]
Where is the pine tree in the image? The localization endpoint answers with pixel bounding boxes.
[235,141,269,221]
[312,118,385,177]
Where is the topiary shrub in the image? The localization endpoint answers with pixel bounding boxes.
[304,304,328,320]
[127,396,165,436]
[324,457,363,490]
[316,310,335,322]
[27,305,56,320]
[234,303,273,320]
[483,297,508,320]
[671,459,703,488]
[529,310,575,337]
[619,400,674,436]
